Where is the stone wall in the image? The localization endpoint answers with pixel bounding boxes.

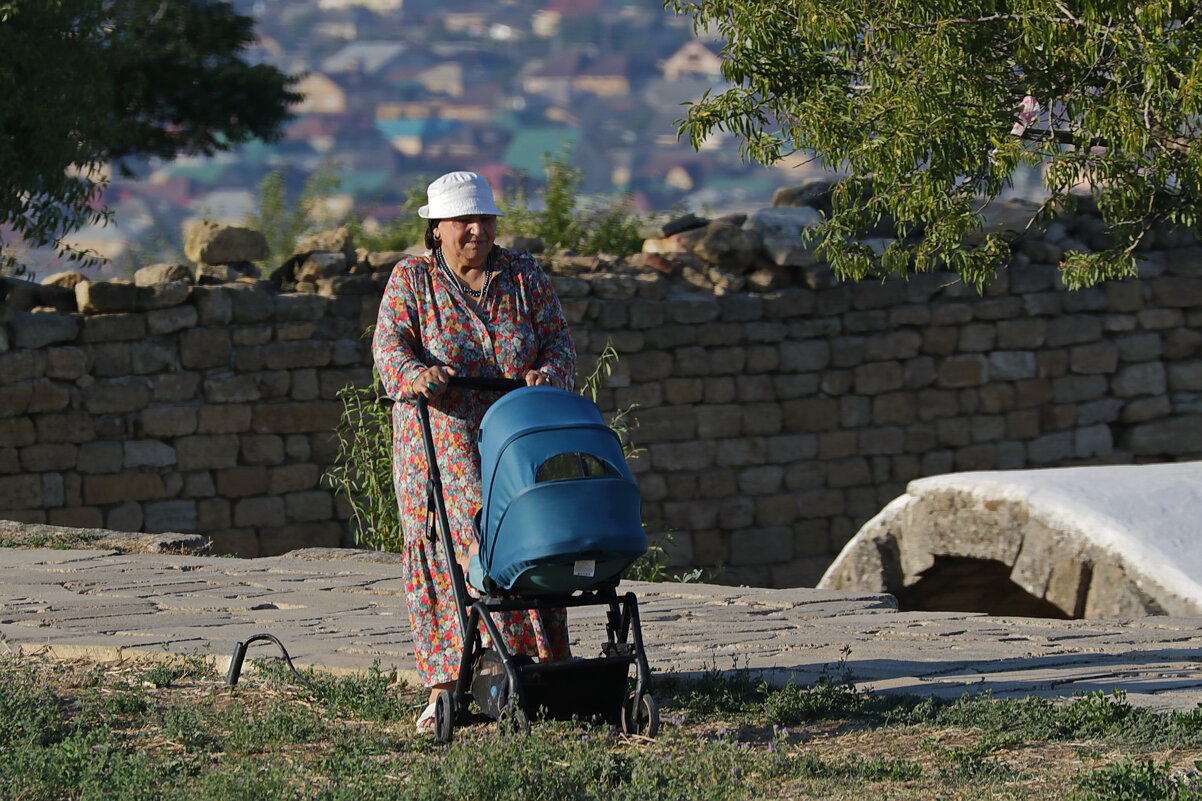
[4,211,1202,585]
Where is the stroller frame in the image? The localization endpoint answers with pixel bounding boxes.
[416,377,658,742]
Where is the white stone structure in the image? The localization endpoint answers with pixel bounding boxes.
[820,462,1202,617]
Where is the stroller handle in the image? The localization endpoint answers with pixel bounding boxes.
[447,376,526,393]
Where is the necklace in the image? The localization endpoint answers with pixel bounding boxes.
[436,248,494,299]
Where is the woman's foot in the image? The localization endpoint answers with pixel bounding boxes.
[415,701,437,733]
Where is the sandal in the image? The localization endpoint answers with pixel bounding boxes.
[415,701,437,733]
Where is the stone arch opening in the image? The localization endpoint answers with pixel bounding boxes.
[891,556,1073,619]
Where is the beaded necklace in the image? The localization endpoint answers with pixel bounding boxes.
[435,247,495,299]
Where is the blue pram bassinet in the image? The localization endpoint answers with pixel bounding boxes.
[470,386,647,595]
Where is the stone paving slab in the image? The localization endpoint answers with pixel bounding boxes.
[3,549,1202,712]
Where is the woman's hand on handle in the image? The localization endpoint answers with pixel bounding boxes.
[524,370,554,387]
[412,365,457,399]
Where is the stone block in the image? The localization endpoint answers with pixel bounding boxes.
[734,375,775,402]
[233,496,285,528]
[258,521,341,556]
[180,328,232,369]
[1052,375,1107,403]
[263,341,332,369]
[139,406,199,438]
[91,342,131,376]
[737,465,784,495]
[729,527,794,566]
[241,434,285,465]
[205,527,259,558]
[123,440,176,468]
[741,403,782,436]
[105,501,143,531]
[153,372,201,402]
[268,463,321,495]
[853,362,904,394]
[1111,363,1166,398]
[18,443,76,472]
[144,500,198,533]
[48,507,104,528]
[203,374,261,404]
[987,351,1037,381]
[146,305,198,335]
[228,283,274,322]
[176,435,240,470]
[1069,342,1119,374]
[0,349,47,383]
[274,293,330,322]
[649,440,716,471]
[1027,431,1074,464]
[84,473,167,505]
[250,401,344,435]
[137,281,190,311]
[129,340,177,375]
[75,281,138,314]
[10,312,79,348]
[0,474,41,508]
[745,345,780,374]
[286,490,334,522]
[696,405,742,438]
[672,345,711,376]
[781,398,838,431]
[1124,415,1202,455]
[83,377,152,414]
[44,346,88,380]
[215,467,268,497]
[1046,315,1102,347]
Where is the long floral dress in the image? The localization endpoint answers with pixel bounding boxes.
[372,246,576,687]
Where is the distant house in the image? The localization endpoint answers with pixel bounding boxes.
[418,62,465,97]
[322,41,407,75]
[532,0,603,38]
[292,73,349,115]
[375,118,466,157]
[573,53,630,97]
[522,49,585,104]
[660,39,723,81]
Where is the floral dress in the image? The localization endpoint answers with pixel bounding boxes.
[372,247,576,687]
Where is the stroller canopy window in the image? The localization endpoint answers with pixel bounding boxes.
[535,452,621,483]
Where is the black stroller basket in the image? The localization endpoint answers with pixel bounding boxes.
[416,376,658,741]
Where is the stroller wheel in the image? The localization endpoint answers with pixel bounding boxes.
[434,689,455,744]
[620,692,659,738]
[498,702,530,734]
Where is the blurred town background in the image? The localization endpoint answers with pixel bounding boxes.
[38,0,837,279]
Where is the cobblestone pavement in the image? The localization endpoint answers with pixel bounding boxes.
[4,547,1202,712]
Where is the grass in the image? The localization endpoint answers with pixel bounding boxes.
[4,653,1202,801]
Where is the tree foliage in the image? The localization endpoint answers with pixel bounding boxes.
[0,0,300,267]
[667,0,1202,288]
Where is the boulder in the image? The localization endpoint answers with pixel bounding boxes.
[75,280,138,314]
[136,281,191,311]
[295,226,356,263]
[134,263,192,286]
[772,178,838,214]
[42,271,88,289]
[196,262,258,285]
[295,252,348,284]
[743,206,823,267]
[184,221,269,264]
[693,221,758,272]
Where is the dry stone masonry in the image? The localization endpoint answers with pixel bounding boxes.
[3,188,1202,585]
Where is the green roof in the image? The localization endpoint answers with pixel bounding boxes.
[336,170,391,196]
[501,128,581,177]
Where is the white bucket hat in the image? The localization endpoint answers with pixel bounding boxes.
[418,171,504,219]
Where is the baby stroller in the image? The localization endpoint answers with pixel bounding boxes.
[416,376,659,743]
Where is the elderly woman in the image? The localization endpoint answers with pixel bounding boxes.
[372,171,575,731]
